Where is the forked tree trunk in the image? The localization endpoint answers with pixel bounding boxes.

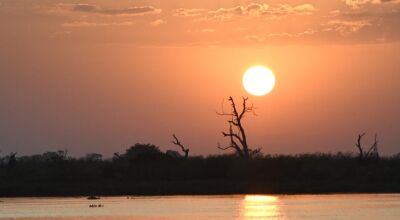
[217,96,259,159]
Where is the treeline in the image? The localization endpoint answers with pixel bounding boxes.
[1,143,400,196]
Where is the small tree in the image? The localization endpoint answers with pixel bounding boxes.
[84,153,103,161]
[355,132,379,161]
[42,150,69,162]
[125,143,164,161]
[171,134,189,158]
[217,96,260,159]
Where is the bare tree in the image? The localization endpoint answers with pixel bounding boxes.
[355,132,379,160]
[355,132,366,160]
[172,134,189,159]
[217,96,259,159]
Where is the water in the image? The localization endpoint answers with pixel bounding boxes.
[1,194,400,219]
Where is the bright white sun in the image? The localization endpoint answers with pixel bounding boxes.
[243,66,276,96]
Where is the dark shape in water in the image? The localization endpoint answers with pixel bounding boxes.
[89,204,104,208]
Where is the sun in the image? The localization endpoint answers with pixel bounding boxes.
[243,66,276,96]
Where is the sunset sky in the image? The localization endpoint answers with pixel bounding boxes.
[0,0,399,156]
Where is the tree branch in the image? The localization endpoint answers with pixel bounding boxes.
[356,132,366,158]
[366,133,378,158]
[171,134,189,158]
[217,143,235,151]
[355,132,379,161]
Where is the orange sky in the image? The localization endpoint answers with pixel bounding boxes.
[0,0,399,156]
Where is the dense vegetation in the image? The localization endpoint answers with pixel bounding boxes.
[1,144,400,197]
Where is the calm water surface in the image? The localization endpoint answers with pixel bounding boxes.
[1,194,399,220]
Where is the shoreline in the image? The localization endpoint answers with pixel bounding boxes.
[2,154,399,198]
[1,191,400,199]
[1,181,400,198]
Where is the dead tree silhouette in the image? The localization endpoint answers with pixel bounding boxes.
[217,96,260,159]
[355,132,380,161]
[172,134,189,159]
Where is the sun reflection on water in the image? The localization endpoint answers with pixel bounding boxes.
[241,195,281,219]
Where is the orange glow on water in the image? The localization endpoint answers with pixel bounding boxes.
[241,195,280,219]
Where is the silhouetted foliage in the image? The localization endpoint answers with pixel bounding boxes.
[41,150,69,162]
[6,152,17,168]
[0,145,399,197]
[84,153,103,162]
[123,143,164,162]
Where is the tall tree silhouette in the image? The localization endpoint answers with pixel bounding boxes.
[217,96,259,159]
[355,132,380,161]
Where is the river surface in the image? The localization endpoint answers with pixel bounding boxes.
[1,194,400,219]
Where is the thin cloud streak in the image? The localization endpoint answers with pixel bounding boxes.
[69,3,162,16]
[63,21,133,27]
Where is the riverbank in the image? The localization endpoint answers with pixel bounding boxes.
[1,152,400,197]
[2,179,400,197]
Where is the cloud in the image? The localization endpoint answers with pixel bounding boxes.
[292,4,316,15]
[177,3,315,21]
[151,19,165,27]
[174,8,207,17]
[243,17,375,44]
[51,31,72,38]
[208,3,270,20]
[344,0,400,9]
[51,1,398,45]
[244,35,267,42]
[201,29,215,33]
[244,29,318,43]
[99,6,162,16]
[71,4,97,12]
[68,4,161,16]
[262,4,316,17]
[62,21,133,27]
[185,28,216,33]
[344,0,379,9]
[322,19,372,35]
